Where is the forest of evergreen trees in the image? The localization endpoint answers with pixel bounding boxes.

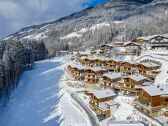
[0,40,48,107]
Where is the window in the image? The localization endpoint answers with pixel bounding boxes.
[142,90,144,96]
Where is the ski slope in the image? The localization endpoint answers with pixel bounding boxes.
[0,56,88,126]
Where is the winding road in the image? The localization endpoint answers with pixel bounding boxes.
[71,93,100,126]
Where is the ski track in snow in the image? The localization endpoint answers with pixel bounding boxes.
[0,56,87,126]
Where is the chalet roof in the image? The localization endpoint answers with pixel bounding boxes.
[124,42,141,47]
[99,57,111,62]
[139,85,168,96]
[123,74,147,82]
[101,43,114,47]
[87,89,116,99]
[139,62,160,68]
[121,60,136,65]
[107,59,121,63]
[117,79,124,84]
[108,121,145,126]
[99,100,118,111]
[137,34,168,41]
[68,63,87,70]
[80,56,88,60]
[113,42,124,44]
[90,67,107,72]
[102,73,122,80]
[105,100,118,106]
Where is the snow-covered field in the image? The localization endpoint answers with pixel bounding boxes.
[0,56,88,126]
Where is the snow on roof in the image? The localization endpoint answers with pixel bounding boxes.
[99,101,118,111]
[139,62,160,68]
[124,42,141,46]
[108,121,145,126]
[91,67,107,72]
[102,73,122,80]
[139,85,168,96]
[80,56,88,60]
[105,100,118,106]
[99,57,111,62]
[123,74,147,82]
[137,34,168,41]
[121,60,136,65]
[117,79,124,83]
[87,89,116,99]
[113,41,124,44]
[68,63,87,70]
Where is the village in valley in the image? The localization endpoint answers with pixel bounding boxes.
[64,34,168,126]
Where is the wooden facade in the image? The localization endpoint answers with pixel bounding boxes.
[99,73,122,88]
[120,61,136,75]
[84,68,107,84]
[131,38,148,45]
[67,65,86,81]
[116,74,147,94]
[106,59,121,72]
[124,42,141,55]
[149,36,168,50]
[136,62,160,80]
[86,89,117,119]
[134,86,168,116]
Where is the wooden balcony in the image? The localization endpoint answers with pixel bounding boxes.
[139,73,157,79]
[105,66,119,71]
[121,69,135,74]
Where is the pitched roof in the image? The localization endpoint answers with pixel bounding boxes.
[102,73,122,80]
[139,85,168,96]
[139,62,160,68]
[123,74,147,82]
[87,89,116,99]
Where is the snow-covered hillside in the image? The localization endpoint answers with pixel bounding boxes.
[0,56,88,126]
[60,22,110,40]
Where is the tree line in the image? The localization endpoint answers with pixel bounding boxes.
[0,39,48,107]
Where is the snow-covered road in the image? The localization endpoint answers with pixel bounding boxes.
[0,56,88,126]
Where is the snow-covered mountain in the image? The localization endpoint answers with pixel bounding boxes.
[2,0,168,53]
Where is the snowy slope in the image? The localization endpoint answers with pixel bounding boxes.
[60,22,110,40]
[0,56,88,126]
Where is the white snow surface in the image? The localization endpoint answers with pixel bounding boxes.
[23,32,47,40]
[60,22,110,40]
[0,56,88,126]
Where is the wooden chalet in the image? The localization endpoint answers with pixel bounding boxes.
[75,52,89,58]
[67,64,87,81]
[136,62,160,80]
[106,59,121,72]
[131,38,148,45]
[120,61,137,75]
[84,67,107,84]
[124,42,141,55]
[100,44,113,51]
[99,73,122,88]
[149,35,168,50]
[79,56,97,67]
[134,85,168,116]
[113,42,125,47]
[86,89,118,119]
[116,74,148,95]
